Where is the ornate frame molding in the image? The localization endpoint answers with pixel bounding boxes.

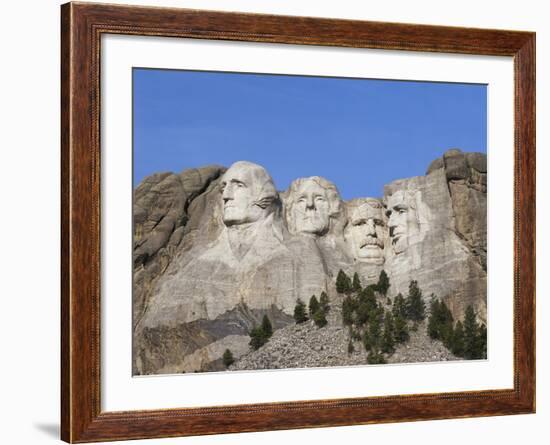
[61,2,535,442]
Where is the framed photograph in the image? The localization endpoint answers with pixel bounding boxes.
[61,2,535,442]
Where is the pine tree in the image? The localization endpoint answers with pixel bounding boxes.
[451,320,465,357]
[261,315,273,339]
[313,309,328,328]
[428,298,441,339]
[405,280,426,322]
[392,293,407,319]
[475,324,487,359]
[352,272,362,293]
[249,326,267,350]
[362,330,372,352]
[367,350,387,364]
[222,349,234,367]
[350,327,362,341]
[393,312,410,344]
[355,301,371,327]
[439,302,454,347]
[463,305,479,359]
[381,311,396,354]
[319,291,330,313]
[342,295,355,326]
[359,286,377,311]
[367,305,383,350]
[347,339,354,355]
[336,269,352,294]
[427,297,453,347]
[249,316,274,350]
[377,270,390,296]
[309,295,320,318]
[293,298,308,324]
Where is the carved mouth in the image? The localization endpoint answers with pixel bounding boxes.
[360,238,383,249]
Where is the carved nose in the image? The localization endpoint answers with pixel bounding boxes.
[222,186,233,200]
[366,220,376,236]
[305,196,315,209]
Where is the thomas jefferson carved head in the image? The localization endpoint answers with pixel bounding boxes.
[286,176,342,236]
[219,161,277,227]
[385,190,419,254]
[345,198,386,264]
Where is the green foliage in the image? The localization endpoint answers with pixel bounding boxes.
[261,315,273,338]
[367,305,383,350]
[364,284,378,294]
[431,304,487,360]
[249,326,268,350]
[463,305,478,359]
[393,312,410,344]
[392,293,407,319]
[336,269,352,294]
[362,330,372,352]
[450,320,465,356]
[249,316,273,350]
[427,298,441,338]
[342,295,355,326]
[476,324,487,359]
[427,297,454,347]
[405,280,426,322]
[352,272,362,292]
[359,286,377,308]
[377,270,390,296]
[355,301,370,326]
[320,291,330,313]
[350,327,362,341]
[463,305,486,359]
[222,349,234,367]
[309,295,320,318]
[367,350,387,364]
[381,311,396,354]
[313,309,328,328]
[293,298,308,324]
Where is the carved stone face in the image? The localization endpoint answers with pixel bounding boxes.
[291,180,331,235]
[220,161,276,227]
[386,190,414,254]
[347,200,386,264]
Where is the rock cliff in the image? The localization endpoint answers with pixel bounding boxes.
[133,150,487,375]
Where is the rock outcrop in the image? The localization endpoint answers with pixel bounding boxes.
[133,150,487,375]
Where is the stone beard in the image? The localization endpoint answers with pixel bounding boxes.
[286,176,342,236]
[385,190,418,255]
[346,198,386,264]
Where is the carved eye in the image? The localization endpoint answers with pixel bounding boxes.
[315,196,326,202]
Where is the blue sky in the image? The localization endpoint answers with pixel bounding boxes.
[133,68,486,200]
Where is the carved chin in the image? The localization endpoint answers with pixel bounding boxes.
[356,245,384,264]
[222,209,251,226]
[296,219,328,235]
[392,237,408,254]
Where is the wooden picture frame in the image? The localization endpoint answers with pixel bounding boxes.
[61,1,535,442]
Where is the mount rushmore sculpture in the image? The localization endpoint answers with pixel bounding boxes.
[133,149,487,375]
